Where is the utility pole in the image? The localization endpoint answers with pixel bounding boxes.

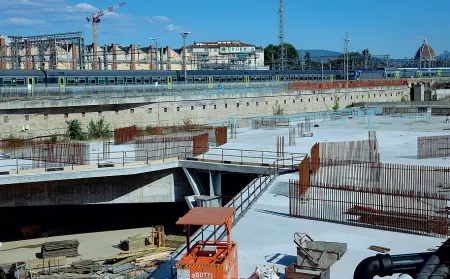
[278,0,286,70]
[179,32,191,85]
[344,31,350,82]
[151,37,159,70]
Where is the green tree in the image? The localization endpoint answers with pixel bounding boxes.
[264,43,299,69]
[66,120,85,140]
[87,117,112,139]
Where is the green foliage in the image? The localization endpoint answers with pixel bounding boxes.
[400,96,409,102]
[272,103,284,115]
[87,117,112,139]
[332,97,340,111]
[66,120,85,140]
[264,43,299,68]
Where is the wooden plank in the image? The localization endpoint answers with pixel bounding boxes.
[29,257,67,269]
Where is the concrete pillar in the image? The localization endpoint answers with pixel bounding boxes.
[209,171,222,206]
[111,44,117,70]
[71,43,77,70]
[130,44,136,70]
[149,45,155,70]
[25,44,32,70]
[166,46,171,70]
[0,38,5,69]
[413,83,425,101]
[92,43,98,70]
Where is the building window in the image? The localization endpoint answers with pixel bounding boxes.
[225,103,228,108]
[3,116,8,123]
[130,109,134,113]
[177,107,180,111]
[25,115,29,121]
[316,98,318,101]
[308,99,311,102]
[148,108,152,113]
[265,101,268,105]
[293,99,295,103]
[331,97,333,101]
[256,101,259,106]
[82,112,86,117]
[164,108,168,112]
[64,113,69,118]
[98,111,102,116]
[237,103,239,108]
[191,106,194,110]
[246,102,249,107]
[203,105,206,109]
[214,105,217,109]
[284,100,286,104]
[44,114,48,120]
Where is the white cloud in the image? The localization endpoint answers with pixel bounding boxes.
[143,16,170,23]
[165,24,180,31]
[65,3,98,13]
[0,17,45,26]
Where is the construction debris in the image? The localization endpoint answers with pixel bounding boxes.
[368,245,390,253]
[40,240,79,258]
[284,233,347,279]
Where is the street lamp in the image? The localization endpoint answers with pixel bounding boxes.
[138,42,140,66]
[150,37,159,70]
[179,31,191,85]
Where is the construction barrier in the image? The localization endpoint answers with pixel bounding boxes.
[289,80,407,91]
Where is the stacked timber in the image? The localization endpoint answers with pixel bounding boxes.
[65,260,105,274]
[135,251,171,267]
[41,240,79,258]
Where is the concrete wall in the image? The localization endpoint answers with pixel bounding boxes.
[0,86,409,138]
[0,167,192,207]
[434,89,450,100]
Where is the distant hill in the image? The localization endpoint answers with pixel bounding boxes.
[297,49,342,63]
[297,49,342,58]
[436,52,450,60]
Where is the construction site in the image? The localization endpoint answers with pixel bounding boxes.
[0,105,449,279]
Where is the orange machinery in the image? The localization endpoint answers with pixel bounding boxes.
[176,207,238,279]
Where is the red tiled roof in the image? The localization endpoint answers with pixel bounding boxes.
[415,38,436,60]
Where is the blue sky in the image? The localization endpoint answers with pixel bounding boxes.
[1,0,449,58]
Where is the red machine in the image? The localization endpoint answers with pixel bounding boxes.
[176,207,238,279]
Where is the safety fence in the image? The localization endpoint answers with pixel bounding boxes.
[418,135,450,159]
[134,136,195,162]
[215,127,227,147]
[251,118,290,129]
[0,81,289,101]
[310,131,380,170]
[289,156,449,237]
[290,80,407,91]
[114,126,141,145]
[5,142,90,169]
[193,134,209,157]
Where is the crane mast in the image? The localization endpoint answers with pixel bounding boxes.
[86,2,126,47]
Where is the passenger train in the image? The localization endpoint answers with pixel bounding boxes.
[0,68,449,88]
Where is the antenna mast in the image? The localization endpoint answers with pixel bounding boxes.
[278,0,286,70]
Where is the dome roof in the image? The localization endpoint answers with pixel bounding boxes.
[415,38,436,60]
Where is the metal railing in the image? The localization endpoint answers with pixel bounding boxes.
[0,81,290,101]
[0,146,305,174]
[150,154,304,279]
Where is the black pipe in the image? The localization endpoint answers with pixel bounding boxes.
[354,252,434,279]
